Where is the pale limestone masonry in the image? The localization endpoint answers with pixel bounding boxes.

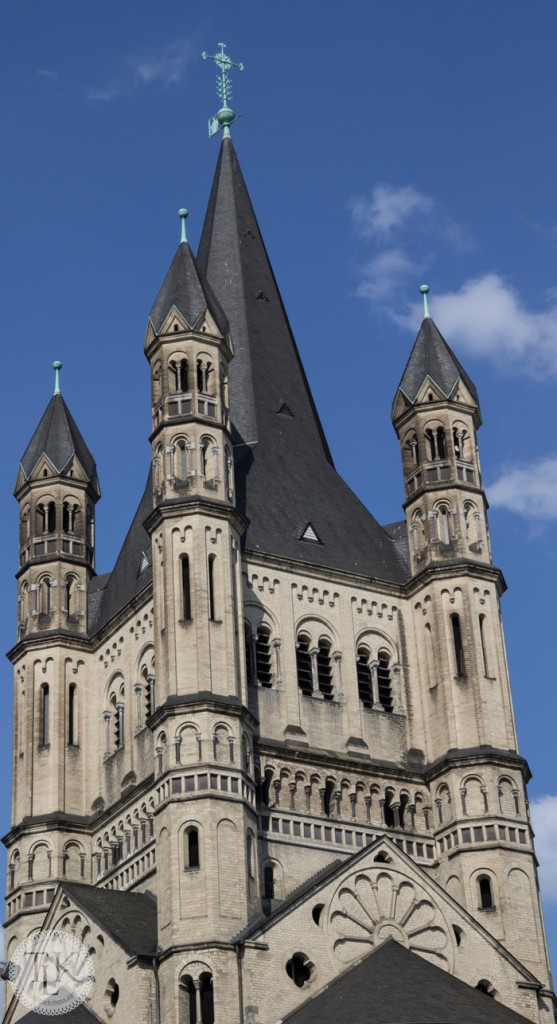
[2,138,554,1024]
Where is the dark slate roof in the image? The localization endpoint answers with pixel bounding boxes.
[197,137,408,584]
[10,1003,103,1024]
[62,882,157,957]
[19,394,97,483]
[395,316,479,411]
[148,240,228,336]
[90,472,152,634]
[283,939,532,1024]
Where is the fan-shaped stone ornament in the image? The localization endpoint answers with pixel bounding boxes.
[327,867,453,970]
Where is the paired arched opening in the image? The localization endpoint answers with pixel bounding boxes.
[296,632,334,700]
[179,972,214,1024]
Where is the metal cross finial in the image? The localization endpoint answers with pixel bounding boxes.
[419,284,430,319]
[202,42,244,139]
[53,361,62,395]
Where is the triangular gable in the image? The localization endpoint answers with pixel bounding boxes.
[235,836,540,1024]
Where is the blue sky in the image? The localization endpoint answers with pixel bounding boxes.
[1,0,557,970]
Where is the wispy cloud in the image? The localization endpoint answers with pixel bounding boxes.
[36,69,57,79]
[88,38,193,102]
[350,183,475,302]
[350,185,434,238]
[356,248,421,302]
[531,796,557,901]
[488,458,557,521]
[397,274,557,379]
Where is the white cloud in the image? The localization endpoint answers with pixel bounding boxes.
[356,248,421,302]
[36,69,57,79]
[531,796,557,902]
[128,39,193,86]
[88,39,192,102]
[414,274,557,378]
[488,457,557,520]
[350,185,434,238]
[350,183,475,252]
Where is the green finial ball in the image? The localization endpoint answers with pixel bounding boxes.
[419,285,430,295]
[53,361,62,370]
[178,209,189,219]
[217,106,235,127]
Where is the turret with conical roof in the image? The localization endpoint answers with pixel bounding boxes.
[392,289,490,572]
[14,365,100,640]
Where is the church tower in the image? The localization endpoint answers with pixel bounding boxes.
[3,50,554,1024]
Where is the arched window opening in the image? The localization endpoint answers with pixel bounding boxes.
[65,576,77,616]
[317,639,333,700]
[476,981,496,998]
[40,684,49,746]
[175,440,189,482]
[356,648,373,709]
[384,790,395,828]
[438,506,451,544]
[63,502,79,533]
[399,793,410,829]
[296,636,312,697]
[181,555,192,621]
[286,953,313,989]
[185,828,200,869]
[255,625,272,686]
[208,555,216,620]
[263,864,275,900]
[451,614,465,677]
[404,431,419,470]
[478,876,494,910]
[197,360,213,394]
[377,653,393,712]
[453,427,470,461]
[68,683,77,746]
[179,976,196,1024]
[479,615,489,676]
[177,359,188,392]
[323,779,335,818]
[199,973,214,1024]
[425,427,446,461]
[40,576,53,617]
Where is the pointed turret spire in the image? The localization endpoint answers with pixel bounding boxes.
[147,210,228,337]
[197,136,407,583]
[17,390,98,490]
[393,287,479,421]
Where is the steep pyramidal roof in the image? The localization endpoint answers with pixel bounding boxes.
[197,136,408,584]
[19,393,97,484]
[148,239,228,336]
[395,316,478,410]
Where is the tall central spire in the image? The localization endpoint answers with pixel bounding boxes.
[197,137,408,583]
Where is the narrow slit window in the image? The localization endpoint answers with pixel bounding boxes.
[68,684,77,745]
[185,828,200,869]
[181,555,191,620]
[40,684,49,746]
[377,653,393,712]
[451,614,465,677]
[208,555,216,620]
[478,875,494,909]
[263,864,275,900]
[479,614,489,676]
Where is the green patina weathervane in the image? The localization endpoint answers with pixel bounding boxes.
[202,42,244,139]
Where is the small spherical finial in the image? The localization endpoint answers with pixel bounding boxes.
[178,209,189,243]
[419,284,430,319]
[52,361,62,395]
